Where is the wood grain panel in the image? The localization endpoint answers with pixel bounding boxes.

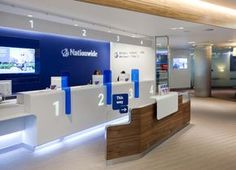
[106,96,191,160]
[204,0,236,9]
[79,0,236,29]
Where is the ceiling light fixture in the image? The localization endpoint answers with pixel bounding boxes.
[140,40,143,45]
[27,14,33,18]
[188,41,196,44]
[171,27,184,30]
[74,24,78,27]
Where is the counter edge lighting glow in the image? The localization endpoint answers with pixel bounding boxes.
[34,116,129,154]
[0,131,23,150]
[0,116,129,154]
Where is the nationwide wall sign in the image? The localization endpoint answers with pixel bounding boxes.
[61,48,98,57]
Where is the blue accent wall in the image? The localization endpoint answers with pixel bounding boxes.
[0,27,110,92]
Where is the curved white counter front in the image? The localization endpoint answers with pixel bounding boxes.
[151,92,179,120]
[0,80,155,149]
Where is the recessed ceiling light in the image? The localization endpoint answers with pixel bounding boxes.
[27,14,33,18]
[171,27,184,30]
[188,41,196,44]
[140,40,143,45]
[131,35,136,38]
[74,24,78,27]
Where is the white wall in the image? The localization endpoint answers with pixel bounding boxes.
[169,49,192,89]
[110,43,155,82]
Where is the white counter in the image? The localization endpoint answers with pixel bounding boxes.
[0,80,155,148]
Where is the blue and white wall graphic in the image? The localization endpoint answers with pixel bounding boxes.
[0,27,110,92]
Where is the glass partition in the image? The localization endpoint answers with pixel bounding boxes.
[155,36,170,93]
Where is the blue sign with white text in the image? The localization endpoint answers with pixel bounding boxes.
[112,94,128,110]
[119,105,128,114]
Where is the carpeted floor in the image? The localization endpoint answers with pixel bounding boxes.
[212,88,236,102]
[0,90,236,170]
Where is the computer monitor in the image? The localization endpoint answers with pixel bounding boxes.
[51,77,62,89]
[118,73,130,82]
[92,75,103,85]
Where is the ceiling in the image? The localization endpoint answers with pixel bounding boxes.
[0,0,236,49]
[203,0,236,9]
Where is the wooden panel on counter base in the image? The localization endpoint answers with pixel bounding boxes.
[106,96,191,161]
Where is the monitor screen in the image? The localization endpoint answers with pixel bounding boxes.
[0,46,36,74]
[173,58,188,70]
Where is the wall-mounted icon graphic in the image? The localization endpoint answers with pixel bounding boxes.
[61,48,70,57]
[114,52,119,58]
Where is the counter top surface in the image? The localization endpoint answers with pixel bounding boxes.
[17,80,155,95]
[0,99,32,121]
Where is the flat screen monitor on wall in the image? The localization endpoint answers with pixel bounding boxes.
[173,58,188,70]
[0,46,36,74]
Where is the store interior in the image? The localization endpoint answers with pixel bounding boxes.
[0,0,236,170]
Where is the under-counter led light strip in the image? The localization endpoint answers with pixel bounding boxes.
[0,131,23,150]
[34,116,129,154]
[0,116,129,154]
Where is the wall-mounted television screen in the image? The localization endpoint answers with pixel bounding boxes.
[173,58,188,70]
[0,46,36,74]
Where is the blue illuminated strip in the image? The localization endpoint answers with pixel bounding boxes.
[103,70,112,105]
[131,69,139,98]
[61,76,68,87]
[62,87,71,115]
[61,76,71,115]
